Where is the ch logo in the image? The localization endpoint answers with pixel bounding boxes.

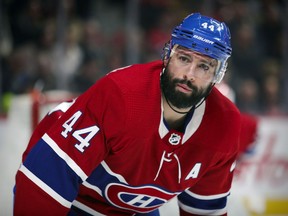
[169,133,181,145]
[105,183,176,213]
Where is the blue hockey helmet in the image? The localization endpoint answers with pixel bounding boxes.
[164,13,232,83]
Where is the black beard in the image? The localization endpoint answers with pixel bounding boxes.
[161,67,212,109]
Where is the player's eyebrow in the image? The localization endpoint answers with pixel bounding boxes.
[176,46,218,67]
[197,56,218,67]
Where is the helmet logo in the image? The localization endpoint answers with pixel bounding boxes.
[193,35,214,45]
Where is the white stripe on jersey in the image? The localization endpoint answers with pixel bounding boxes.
[43,133,88,181]
[82,181,102,196]
[101,161,128,184]
[48,99,76,115]
[182,101,205,144]
[158,98,169,139]
[72,200,106,216]
[185,189,230,200]
[178,200,227,215]
[19,164,72,208]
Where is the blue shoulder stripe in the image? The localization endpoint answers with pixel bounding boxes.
[23,138,82,202]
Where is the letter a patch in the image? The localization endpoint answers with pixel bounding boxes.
[185,163,201,180]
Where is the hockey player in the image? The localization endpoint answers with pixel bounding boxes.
[14,13,241,215]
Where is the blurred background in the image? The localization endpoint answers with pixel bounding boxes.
[0,0,288,215]
[0,0,287,115]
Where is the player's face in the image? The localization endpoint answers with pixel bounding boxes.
[161,47,217,109]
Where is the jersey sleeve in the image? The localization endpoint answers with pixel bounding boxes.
[238,113,258,154]
[177,151,236,216]
[13,76,125,215]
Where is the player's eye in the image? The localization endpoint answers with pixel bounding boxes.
[177,54,191,64]
[199,64,210,71]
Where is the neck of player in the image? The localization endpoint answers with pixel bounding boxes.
[163,97,191,131]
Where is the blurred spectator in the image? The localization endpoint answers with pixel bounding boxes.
[144,10,177,62]
[80,19,105,65]
[261,74,282,115]
[69,55,103,93]
[38,20,57,51]
[0,0,286,117]
[7,44,37,94]
[236,78,260,114]
[139,0,171,30]
[104,27,126,72]
[32,51,57,92]
[8,0,47,47]
[259,58,286,116]
[259,0,285,59]
[231,22,263,86]
[51,20,84,90]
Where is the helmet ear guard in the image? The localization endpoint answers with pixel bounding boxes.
[213,62,228,83]
[162,41,172,61]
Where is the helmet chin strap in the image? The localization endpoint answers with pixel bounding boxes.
[194,83,215,109]
[194,83,215,108]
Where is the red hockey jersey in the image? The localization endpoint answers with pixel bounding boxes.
[14,60,241,215]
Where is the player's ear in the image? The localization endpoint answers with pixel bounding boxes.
[162,41,171,67]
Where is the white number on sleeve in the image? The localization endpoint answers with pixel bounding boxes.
[61,111,82,138]
[73,126,99,152]
[60,111,99,153]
